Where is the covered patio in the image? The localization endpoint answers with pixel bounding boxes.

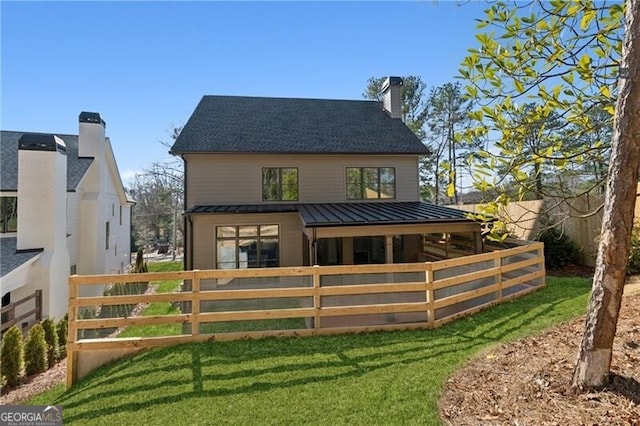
[185,201,483,269]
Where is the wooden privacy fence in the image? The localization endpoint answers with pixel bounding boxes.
[0,290,42,335]
[66,242,545,388]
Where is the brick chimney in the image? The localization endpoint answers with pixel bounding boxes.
[382,77,403,119]
[17,133,70,318]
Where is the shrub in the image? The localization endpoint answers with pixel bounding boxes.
[78,308,97,339]
[1,326,24,387]
[41,318,59,367]
[132,248,148,273]
[24,324,47,376]
[537,227,580,270]
[56,316,68,359]
[628,223,640,274]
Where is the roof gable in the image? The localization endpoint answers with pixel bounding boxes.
[0,131,93,192]
[170,96,429,155]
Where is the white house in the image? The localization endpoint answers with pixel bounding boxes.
[0,112,134,321]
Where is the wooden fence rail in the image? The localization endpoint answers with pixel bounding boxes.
[0,290,42,335]
[66,243,545,388]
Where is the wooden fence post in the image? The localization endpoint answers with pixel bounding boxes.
[191,270,200,336]
[426,264,435,329]
[313,265,320,333]
[66,277,78,389]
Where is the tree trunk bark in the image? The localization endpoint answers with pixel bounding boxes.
[573,0,640,389]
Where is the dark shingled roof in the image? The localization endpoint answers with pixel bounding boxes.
[185,202,472,227]
[170,96,430,155]
[1,131,93,191]
[0,237,42,277]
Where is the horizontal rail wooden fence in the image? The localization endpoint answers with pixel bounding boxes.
[66,243,545,388]
[1,290,42,335]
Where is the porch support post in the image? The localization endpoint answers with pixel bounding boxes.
[474,232,483,254]
[385,235,394,264]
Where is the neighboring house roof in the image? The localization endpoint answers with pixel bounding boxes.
[0,131,93,192]
[170,96,430,155]
[0,237,42,277]
[185,202,472,227]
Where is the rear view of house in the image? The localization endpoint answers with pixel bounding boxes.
[1,113,133,323]
[171,77,483,271]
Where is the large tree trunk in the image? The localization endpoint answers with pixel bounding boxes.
[573,0,640,389]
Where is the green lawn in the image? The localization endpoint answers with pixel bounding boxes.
[117,261,183,338]
[28,276,591,425]
[118,261,306,336]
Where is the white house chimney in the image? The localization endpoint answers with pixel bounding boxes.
[78,111,106,158]
[382,76,403,120]
[17,133,70,318]
[17,134,68,251]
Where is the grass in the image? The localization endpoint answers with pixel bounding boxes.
[119,261,306,336]
[117,261,183,338]
[28,276,592,425]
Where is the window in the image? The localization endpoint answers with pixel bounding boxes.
[346,167,395,199]
[0,197,18,233]
[119,205,123,226]
[353,236,386,264]
[1,292,10,324]
[105,222,110,250]
[262,168,298,201]
[216,225,279,269]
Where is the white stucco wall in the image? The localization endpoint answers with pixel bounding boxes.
[75,124,132,297]
[16,143,70,319]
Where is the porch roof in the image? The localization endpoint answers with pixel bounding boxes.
[1,237,43,278]
[185,201,473,227]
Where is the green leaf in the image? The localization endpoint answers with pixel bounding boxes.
[446,183,455,198]
[514,79,524,93]
[579,54,592,70]
[537,20,550,31]
[567,4,581,16]
[466,85,478,98]
[580,9,595,31]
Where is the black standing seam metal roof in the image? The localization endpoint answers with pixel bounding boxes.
[184,202,473,227]
[170,96,430,155]
[1,131,94,192]
[0,237,43,278]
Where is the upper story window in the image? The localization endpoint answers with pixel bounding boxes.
[346,167,396,200]
[0,197,18,233]
[262,168,298,201]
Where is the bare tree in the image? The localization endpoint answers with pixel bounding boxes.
[129,125,184,259]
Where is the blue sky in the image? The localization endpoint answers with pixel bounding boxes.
[2,1,488,185]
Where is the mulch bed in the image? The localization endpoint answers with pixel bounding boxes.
[0,359,66,405]
[440,291,640,425]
